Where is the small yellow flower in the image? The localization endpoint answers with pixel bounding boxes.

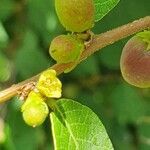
[36,69,62,98]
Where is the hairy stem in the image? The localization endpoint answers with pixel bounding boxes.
[0,16,150,103]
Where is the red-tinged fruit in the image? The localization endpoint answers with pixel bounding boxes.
[120,31,150,88]
[49,35,84,64]
[55,0,95,32]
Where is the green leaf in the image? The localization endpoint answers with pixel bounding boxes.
[0,22,9,48]
[138,123,150,150]
[98,40,124,70]
[72,56,99,77]
[110,83,145,124]
[0,0,15,21]
[94,0,120,22]
[0,52,11,82]
[50,99,113,150]
[14,30,50,79]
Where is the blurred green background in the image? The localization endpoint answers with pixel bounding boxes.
[0,0,150,150]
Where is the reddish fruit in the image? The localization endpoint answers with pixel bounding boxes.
[49,35,84,64]
[120,31,150,88]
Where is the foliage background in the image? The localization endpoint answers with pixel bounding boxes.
[0,0,149,149]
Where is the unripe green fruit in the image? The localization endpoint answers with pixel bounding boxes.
[22,101,49,127]
[120,31,150,88]
[49,35,84,64]
[55,0,95,32]
[21,91,49,127]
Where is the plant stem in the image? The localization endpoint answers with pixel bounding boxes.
[0,16,150,103]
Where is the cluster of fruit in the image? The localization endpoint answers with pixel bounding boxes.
[50,0,150,88]
[50,0,95,72]
[21,1,150,127]
[21,0,95,127]
[21,69,62,127]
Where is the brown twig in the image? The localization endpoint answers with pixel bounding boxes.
[0,16,150,103]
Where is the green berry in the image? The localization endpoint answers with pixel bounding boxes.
[49,35,84,64]
[21,91,49,127]
[22,101,49,127]
[120,31,150,88]
[21,91,44,111]
[55,0,95,32]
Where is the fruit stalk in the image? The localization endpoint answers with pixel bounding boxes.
[0,16,150,103]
